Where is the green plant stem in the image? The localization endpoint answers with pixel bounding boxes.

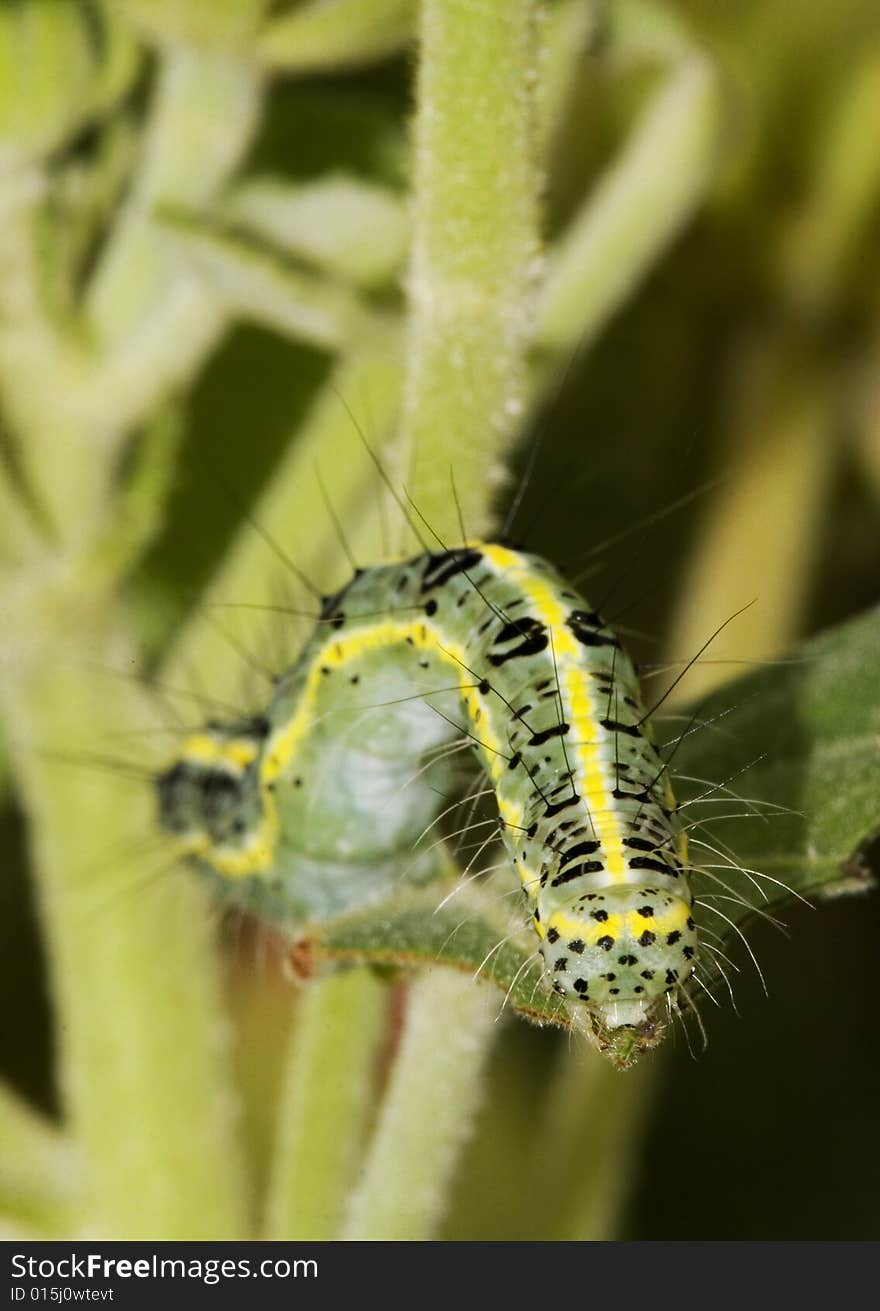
[223,175,409,288]
[530,1049,657,1239]
[76,40,262,462]
[0,461,41,565]
[0,177,97,539]
[537,0,602,151]
[611,0,699,64]
[161,326,403,700]
[536,52,723,357]
[114,0,270,50]
[256,0,416,73]
[857,328,880,501]
[327,0,545,1242]
[0,44,261,544]
[87,39,260,342]
[91,401,188,584]
[780,46,880,318]
[403,0,542,539]
[263,969,387,1239]
[0,35,271,1241]
[342,969,498,1240]
[2,628,247,1239]
[159,216,370,350]
[668,352,835,699]
[0,1082,78,1236]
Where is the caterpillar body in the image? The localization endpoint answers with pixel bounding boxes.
[157,541,698,1063]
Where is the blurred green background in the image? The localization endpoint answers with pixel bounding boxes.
[2,0,879,1239]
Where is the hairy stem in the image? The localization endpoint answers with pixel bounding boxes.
[2,637,246,1238]
[263,969,388,1239]
[342,969,497,1240]
[403,0,543,539]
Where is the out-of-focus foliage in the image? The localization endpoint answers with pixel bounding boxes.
[0,0,879,1242]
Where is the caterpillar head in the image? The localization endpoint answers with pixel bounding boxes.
[156,720,267,856]
[538,884,699,1067]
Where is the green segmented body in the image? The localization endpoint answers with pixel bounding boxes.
[157,542,698,1058]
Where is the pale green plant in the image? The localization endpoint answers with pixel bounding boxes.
[0,0,877,1242]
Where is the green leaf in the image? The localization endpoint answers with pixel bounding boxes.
[536,52,725,356]
[255,0,415,74]
[674,605,880,932]
[90,400,188,582]
[316,886,569,1029]
[159,212,368,350]
[88,3,142,123]
[115,0,272,48]
[223,175,408,288]
[0,0,138,169]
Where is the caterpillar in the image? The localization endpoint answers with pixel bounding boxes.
[157,540,698,1066]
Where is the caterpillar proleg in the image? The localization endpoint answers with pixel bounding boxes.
[157,541,697,1065]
